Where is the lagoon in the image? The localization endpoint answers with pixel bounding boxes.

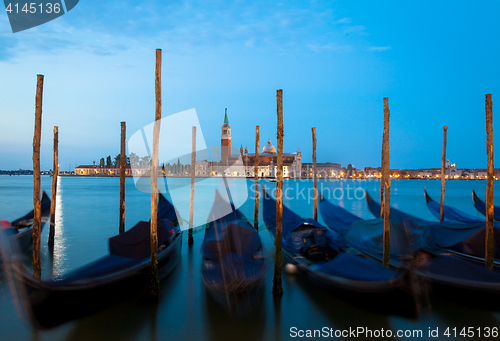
[1,176,499,340]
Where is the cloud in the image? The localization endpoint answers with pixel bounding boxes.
[245,37,256,48]
[0,1,383,61]
[334,17,352,24]
[114,63,135,68]
[344,25,367,35]
[307,43,352,53]
[84,42,128,56]
[367,46,392,52]
[0,36,18,60]
[0,22,79,60]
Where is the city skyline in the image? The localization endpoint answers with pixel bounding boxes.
[1,1,499,171]
[1,103,498,173]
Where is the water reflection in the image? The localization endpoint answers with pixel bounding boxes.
[63,297,156,341]
[204,288,266,341]
[351,197,364,218]
[185,241,197,340]
[2,177,500,340]
[288,272,396,339]
[272,295,282,341]
[432,295,499,330]
[52,183,67,277]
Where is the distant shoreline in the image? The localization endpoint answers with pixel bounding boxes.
[0,174,494,181]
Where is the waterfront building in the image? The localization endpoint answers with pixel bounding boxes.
[301,162,341,178]
[194,111,302,178]
[446,160,462,179]
[74,164,132,176]
[194,160,209,176]
[238,139,302,178]
[221,108,231,164]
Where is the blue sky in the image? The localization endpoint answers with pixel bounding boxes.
[0,1,499,171]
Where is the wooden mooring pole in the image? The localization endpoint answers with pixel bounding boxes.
[440,126,447,222]
[485,94,494,269]
[380,123,386,218]
[48,126,58,248]
[188,126,196,245]
[273,89,284,295]
[119,122,126,234]
[149,49,162,298]
[32,74,44,278]
[312,127,318,221]
[254,125,260,230]
[382,97,391,267]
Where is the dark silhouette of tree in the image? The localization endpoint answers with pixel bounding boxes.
[106,155,112,166]
[140,155,151,166]
[99,158,105,167]
[129,152,140,166]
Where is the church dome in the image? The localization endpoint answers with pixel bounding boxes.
[262,139,276,154]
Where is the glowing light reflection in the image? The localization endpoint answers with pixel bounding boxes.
[52,178,68,277]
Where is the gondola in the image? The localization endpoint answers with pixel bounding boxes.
[1,191,51,252]
[424,187,482,223]
[366,191,500,264]
[0,193,182,329]
[262,188,417,317]
[320,196,500,311]
[472,190,500,221]
[200,190,265,315]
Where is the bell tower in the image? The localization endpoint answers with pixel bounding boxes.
[221,108,231,163]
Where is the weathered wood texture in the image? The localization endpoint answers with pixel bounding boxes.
[273,89,284,295]
[254,125,260,230]
[312,127,318,221]
[440,126,447,222]
[188,126,196,244]
[32,74,44,278]
[149,49,162,298]
[485,94,494,269]
[119,122,126,234]
[380,122,386,218]
[382,97,391,267]
[49,126,58,248]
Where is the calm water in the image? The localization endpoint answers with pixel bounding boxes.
[1,176,499,341]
